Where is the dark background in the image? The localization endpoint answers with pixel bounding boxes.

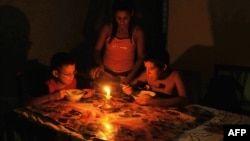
[1,0,250,114]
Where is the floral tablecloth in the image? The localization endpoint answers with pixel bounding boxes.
[14,94,250,141]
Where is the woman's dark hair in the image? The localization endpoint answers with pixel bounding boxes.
[144,50,170,69]
[50,52,76,71]
[109,0,135,43]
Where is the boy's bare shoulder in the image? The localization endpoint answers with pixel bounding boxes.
[169,70,182,79]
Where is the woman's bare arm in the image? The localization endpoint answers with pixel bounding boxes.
[123,26,145,84]
[93,24,110,67]
[91,25,110,79]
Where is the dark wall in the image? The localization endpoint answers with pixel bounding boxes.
[0,0,165,113]
[169,0,250,81]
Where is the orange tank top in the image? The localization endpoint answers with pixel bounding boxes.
[46,78,77,93]
[103,37,136,72]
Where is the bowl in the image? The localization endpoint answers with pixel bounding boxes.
[65,89,84,102]
[137,90,156,97]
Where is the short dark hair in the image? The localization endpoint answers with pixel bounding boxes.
[144,50,170,68]
[50,52,76,71]
[112,0,135,14]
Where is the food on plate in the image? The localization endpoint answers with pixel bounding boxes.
[65,89,84,101]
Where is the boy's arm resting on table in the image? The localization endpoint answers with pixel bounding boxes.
[22,82,66,106]
[23,90,66,106]
[23,94,52,106]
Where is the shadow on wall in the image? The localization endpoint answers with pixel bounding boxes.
[70,0,111,73]
[172,0,250,80]
[209,0,250,49]
[170,45,214,104]
[171,0,250,102]
[171,45,215,83]
[0,5,45,113]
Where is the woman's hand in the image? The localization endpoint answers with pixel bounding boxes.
[121,84,133,95]
[90,66,104,79]
[82,89,95,98]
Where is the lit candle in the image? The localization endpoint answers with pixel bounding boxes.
[104,86,112,100]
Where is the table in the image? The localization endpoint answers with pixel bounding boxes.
[13,93,250,141]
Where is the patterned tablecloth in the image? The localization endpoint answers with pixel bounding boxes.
[14,94,250,141]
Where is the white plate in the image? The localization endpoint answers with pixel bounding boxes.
[138,90,156,97]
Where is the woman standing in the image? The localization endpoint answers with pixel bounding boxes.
[91,0,145,86]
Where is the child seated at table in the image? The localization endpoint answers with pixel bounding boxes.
[121,50,189,107]
[22,52,94,106]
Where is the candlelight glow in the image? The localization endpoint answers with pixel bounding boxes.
[104,122,112,130]
[97,117,116,140]
[104,86,112,100]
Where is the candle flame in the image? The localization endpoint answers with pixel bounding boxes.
[104,86,112,100]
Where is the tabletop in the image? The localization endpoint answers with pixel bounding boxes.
[14,93,250,141]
